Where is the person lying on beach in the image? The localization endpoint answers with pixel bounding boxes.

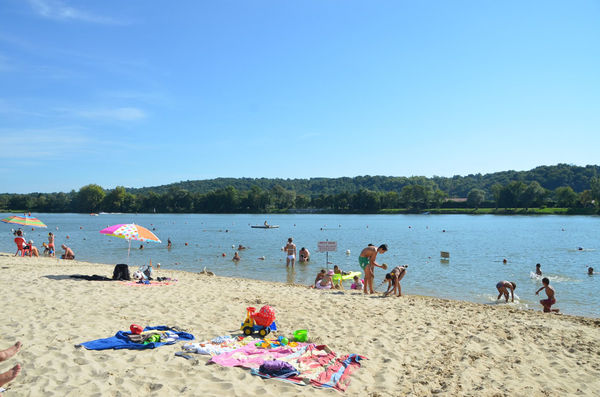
[61,244,75,260]
[27,241,39,257]
[496,281,516,303]
[232,252,241,261]
[536,263,542,276]
[299,247,310,262]
[351,275,364,290]
[359,244,388,294]
[0,341,22,391]
[536,277,559,313]
[384,265,407,297]
[313,269,326,287]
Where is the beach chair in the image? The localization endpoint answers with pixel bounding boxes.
[14,236,26,256]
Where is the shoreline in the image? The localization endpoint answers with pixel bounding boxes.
[2,253,600,396]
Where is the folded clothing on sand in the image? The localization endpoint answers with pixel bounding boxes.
[77,326,194,350]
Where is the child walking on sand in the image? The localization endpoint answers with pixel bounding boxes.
[536,277,559,313]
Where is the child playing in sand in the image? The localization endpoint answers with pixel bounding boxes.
[496,280,516,303]
[351,276,364,290]
[536,277,559,313]
[384,265,407,297]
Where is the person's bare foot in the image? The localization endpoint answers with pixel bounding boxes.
[0,364,21,387]
[0,342,21,362]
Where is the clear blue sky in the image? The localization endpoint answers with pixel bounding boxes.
[1,0,599,193]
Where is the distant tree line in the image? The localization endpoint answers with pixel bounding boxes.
[1,164,599,213]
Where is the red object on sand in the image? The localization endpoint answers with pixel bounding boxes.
[130,324,143,334]
[252,305,275,327]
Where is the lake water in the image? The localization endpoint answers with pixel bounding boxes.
[2,213,599,318]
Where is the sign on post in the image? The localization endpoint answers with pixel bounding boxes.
[318,241,337,252]
[318,240,337,269]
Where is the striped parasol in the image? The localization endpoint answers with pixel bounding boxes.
[100,223,161,261]
[2,215,47,228]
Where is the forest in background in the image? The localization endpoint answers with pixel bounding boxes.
[1,164,599,214]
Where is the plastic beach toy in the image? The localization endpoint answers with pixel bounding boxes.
[294,329,307,342]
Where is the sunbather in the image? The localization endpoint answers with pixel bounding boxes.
[0,341,22,390]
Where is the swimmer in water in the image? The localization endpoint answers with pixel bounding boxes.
[535,263,542,276]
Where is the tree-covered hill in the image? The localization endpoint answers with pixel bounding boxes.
[129,164,600,197]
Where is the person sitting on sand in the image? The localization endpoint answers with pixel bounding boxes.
[351,275,364,290]
[313,269,326,286]
[384,265,407,297]
[299,247,310,262]
[358,244,388,294]
[316,270,334,289]
[496,280,516,303]
[232,251,241,261]
[61,244,75,260]
[42,242,53,256]
[536,277,559,313]
[0,341,22,391]
[536,263,542,276]
[27,240,39,257]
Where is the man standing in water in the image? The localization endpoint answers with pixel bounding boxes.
[285,237,297,267]
[359,244,388,294]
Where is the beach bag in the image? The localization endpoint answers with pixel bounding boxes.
[112,264,131,280]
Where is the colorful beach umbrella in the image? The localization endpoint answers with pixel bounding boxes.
[1,215,47,228]
[99,223,161,261]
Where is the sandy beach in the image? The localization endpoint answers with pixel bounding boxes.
[1,253,599,396]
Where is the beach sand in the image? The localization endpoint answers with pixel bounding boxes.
[1,253,599,396]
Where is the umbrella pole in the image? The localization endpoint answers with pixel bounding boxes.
[127,239,131,264]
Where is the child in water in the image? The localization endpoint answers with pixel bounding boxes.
[536,277,559,313]
[496,281,516,303]
[535,263,542,276]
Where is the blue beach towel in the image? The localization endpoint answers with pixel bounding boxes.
[78,326,194,350]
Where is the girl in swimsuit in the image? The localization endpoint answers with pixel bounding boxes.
[384,266,407,297]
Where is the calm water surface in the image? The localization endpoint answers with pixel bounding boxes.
[2,213,599,318]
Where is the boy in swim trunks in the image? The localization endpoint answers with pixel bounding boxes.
[358,244,388,294]
[536,277,559,313]
[496,280,516,302]
[284,237,296,267]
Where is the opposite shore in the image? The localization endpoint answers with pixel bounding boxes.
[1,253,599,396]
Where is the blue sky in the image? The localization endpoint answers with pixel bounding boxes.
[1,0,599,193]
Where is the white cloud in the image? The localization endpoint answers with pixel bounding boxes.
[0,127,89,159]
[76,107,147,121]
[27,0,127,25]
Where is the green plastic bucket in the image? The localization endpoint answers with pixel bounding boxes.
[294,329,307,342]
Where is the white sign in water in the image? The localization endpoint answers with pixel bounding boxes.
[318,241,337,252]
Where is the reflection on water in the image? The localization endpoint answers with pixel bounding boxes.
[1,213,599,317]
